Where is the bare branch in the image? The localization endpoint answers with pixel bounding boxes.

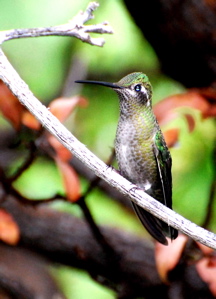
[0,49,216,249]
[0,243,66,299]
[0,2,113,47]
[1,197,213,299]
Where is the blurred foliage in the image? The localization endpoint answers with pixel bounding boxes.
[0,0,215,298]
[0,0,89,100]
[169,112,215,224]
[12,157,65,198]
[52,266,115,299]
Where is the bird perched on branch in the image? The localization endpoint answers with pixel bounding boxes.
[75,72,178,245]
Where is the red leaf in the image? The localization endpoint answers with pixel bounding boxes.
[21,95,88,130]
[155,234,188,282]
[196,256,216,296]
[0,209,20,245]
[47,135,72,162]
[163,128,180,148]
[154,91,214,129]
[196,242,214,256]
[55,157,81,202]
[0,81,24,130]
[21,110,41,130]
[49,96,88,122]
[199,87,216,118]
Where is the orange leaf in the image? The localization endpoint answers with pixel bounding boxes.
[49,96,88,122]
[0,81,24,130]
[199,87,216,118]
[0,209,20,245]
[47,135,72,162]
[196,256,216,296]
[55,157,81,202]
[21,95,88,130]
[154,91,213,127]
[155,234,188,282]
[196,242,214,256]
[163,128,180,148]
[21,110,41,130]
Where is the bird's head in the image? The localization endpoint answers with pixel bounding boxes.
[75,72,153,108]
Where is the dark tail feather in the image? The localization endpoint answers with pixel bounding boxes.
[132,202,178,245]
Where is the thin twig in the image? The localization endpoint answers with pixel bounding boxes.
[0,2,113,47]
[9,142,37,183]
[0,164,65,205]
[77,198,117,257]
[76,149,117,253]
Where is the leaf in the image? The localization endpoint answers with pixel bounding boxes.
[196,242,214,255]
[0,209,20,245]
[163,128,180,148]
[47,135,72,162]
[21,95,88,130]
[21,110,41,130]
[154,90,215,128]
[155,234,188,282]
[196,242,216,296]
[199,87,216,118]
[196,256,216,296]
[0,80,24,130]
[55,157,81,202]
[49,96,88,122]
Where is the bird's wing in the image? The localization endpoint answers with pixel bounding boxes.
[153,130,178,240]
[153,130,172,208]
[130,131,178,244]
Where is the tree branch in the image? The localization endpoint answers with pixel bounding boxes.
[2,197,214,299]
[0,18,215,249]
[0,2,113,47]
[0,243,66,299]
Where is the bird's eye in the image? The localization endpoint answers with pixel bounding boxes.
[134,84,142,92]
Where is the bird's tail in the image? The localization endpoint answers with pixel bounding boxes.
[132,202,178,245]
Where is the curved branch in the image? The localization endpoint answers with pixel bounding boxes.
[0,49,215,248]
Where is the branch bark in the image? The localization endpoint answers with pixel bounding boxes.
[0,242,66,299]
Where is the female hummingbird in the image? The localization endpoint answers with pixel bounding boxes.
[75,72,178,245]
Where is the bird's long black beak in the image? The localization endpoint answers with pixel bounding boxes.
[75,80,123,89]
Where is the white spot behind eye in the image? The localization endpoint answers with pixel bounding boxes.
[141,86,148,99]
[146,98,151,107]
[144,180,152,190]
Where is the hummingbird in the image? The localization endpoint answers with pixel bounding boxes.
[75,72,178,245]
